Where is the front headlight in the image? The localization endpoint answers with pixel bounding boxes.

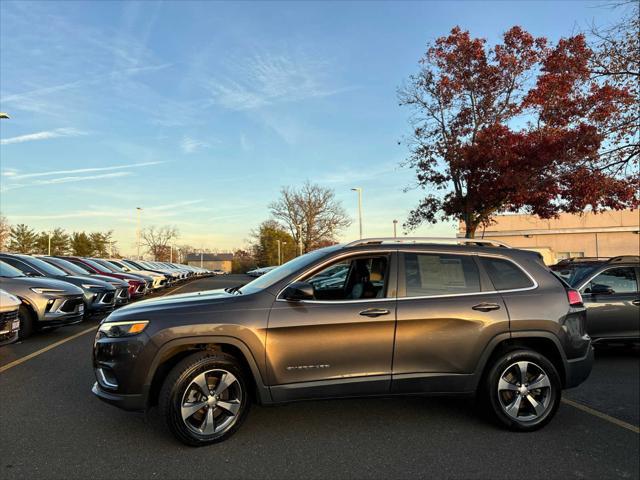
[81,284,103,289]
[30,288,65,295]
[98,320,149,338]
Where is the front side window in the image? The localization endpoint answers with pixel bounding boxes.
[479,256,534,291]
[402,253,481,297]
[303,255,389,300]
[585,267,638,294]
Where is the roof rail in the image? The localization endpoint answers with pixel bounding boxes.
[345,237,511,248]
[609,255,640,263]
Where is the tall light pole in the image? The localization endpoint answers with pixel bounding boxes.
[351,187,363,239]
[393,219,398,238]
[282,241,287,263]
[276,240,282,265]
[170,244,173,263]
[48,231,52,255]
[296,224,303,256]
[136,207,143,260]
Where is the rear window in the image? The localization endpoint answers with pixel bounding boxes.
[479,257,534,291]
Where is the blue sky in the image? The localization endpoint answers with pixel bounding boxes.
[0,1,626,254]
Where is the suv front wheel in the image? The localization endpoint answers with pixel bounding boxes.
[160,352,250,446]
[484,349,561,431]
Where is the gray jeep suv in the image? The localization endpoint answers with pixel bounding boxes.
[92,238,593,446]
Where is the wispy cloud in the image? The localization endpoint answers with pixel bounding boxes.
[204,49,352,111]
[3,161,165,180]
[180,136,209,154]
[0,161,166,192]
[0,128,87,145]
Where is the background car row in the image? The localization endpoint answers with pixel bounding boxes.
[0,253,212,343]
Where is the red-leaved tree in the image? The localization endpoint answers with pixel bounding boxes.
[399,26,638,238]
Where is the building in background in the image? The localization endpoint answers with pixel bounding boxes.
[185,253,233,272]
[458,209,639,264]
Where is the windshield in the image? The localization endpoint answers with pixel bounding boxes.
[93,259,121,273]
[240,246,341,294]
[45,257,92,275]
[26,256,68,276]
[0,261,25,278]
[83,258,109,272]
[550,263,599,287]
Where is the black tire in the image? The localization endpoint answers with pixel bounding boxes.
[17,305,35,340]
[484,349,561,431]
[160,351,250,446]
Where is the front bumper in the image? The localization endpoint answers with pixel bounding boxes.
[564,346,594,388]
[92,382,147,411]
[0,309,20,346]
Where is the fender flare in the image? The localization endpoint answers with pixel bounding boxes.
[472,330,567,390]
[145,335,272,404]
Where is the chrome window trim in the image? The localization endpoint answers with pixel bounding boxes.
[275,249,395,303]
[275,248,538,304]
[577,265,638,293]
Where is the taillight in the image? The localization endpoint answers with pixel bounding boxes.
[567,289,583,306]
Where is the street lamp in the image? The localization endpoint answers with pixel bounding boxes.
[296,224,303,256]
[48,231,52,255]
[351,187,363,239]
[276,239,282,265]
[282,241,287,263]
[136,207,143,260]
[393,219,398,238]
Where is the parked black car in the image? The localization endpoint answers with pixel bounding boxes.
[551,256,639,343]
[93,238,593,446]
[41,256,131,306]
[0,253,117,317]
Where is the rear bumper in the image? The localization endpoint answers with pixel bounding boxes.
[92,382,147,411]
[564,346,594,389]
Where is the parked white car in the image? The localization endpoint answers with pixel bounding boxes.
[104,259,168,290]
[0,288,21,346]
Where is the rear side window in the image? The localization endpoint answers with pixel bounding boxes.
[585,267,637,294]
[479,257,534,291]
[402,253,481,297]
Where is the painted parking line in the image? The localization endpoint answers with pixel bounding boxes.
[562,397,640,434]
[0,325,98,374]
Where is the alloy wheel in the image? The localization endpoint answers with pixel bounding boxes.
[497,361,552,422]
[180,369,243,436]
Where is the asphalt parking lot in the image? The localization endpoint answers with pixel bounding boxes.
[1,275,638,479]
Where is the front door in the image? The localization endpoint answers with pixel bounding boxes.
[580,266,640,340]
[266,252,397,402]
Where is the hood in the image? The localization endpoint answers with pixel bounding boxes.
[91,274,128,287]
[2,276,84,295]
[63,275,116,291]
[109,288,235,316]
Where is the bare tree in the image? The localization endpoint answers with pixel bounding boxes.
[588,0,639,175]
[141,225,179,261]
[0,215,10,250]
[269,182,351,252]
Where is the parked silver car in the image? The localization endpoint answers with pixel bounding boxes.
[0,261,85,338]
[0,288,21,346]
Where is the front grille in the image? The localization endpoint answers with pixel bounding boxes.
[117,288,128,298]
[101,292,115,304]
[58,298,83,313]
[0,310,18,322]
[135,284,146,294]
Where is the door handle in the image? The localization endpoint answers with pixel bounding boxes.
[632,300,640,306]
[472,303,501,312]
[359,308,390,318]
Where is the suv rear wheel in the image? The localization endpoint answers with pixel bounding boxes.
[160,351,250,446]
[484,349,561,431]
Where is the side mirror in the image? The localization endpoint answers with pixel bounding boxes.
[282,281,314,301]
[590,284,615,295]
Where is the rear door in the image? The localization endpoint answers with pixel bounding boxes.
[579,266,640,340]
[392,251,510,394]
